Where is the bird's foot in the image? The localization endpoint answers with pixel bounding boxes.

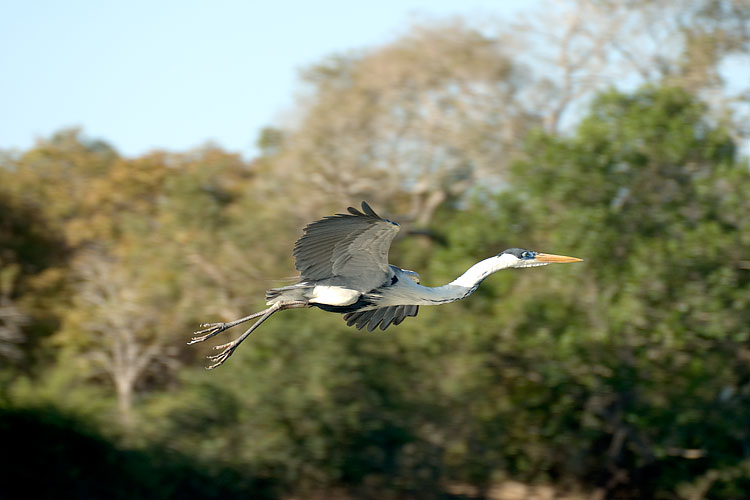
[205,341,238,370]
[188,322,228,345]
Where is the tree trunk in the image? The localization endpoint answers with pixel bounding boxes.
[115,376,134,431]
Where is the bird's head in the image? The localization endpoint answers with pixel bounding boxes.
[499,248,583,268]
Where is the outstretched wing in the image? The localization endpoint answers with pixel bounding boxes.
[343,305,419,332]
[293,201,400,291]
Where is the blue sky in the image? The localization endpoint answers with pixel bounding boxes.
[1,0,531,158]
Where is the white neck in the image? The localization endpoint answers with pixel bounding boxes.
[377,255,517,307]
[448,254,515,288]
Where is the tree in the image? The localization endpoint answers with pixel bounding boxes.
[515,0,750,139]
[0,194,69,367]
[0,265,26,362]
[60,250,178,431]
[479,85,750,497]
[3,8,750,498]
[264,21,538,225]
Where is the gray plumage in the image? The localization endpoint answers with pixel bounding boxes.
[343,304,419,332]
[278,202,419,332]
[190,201,582,369]
[293,202,399,286]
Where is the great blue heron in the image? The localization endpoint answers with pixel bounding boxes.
[190,202,582,369]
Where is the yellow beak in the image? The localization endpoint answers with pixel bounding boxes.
[534,253,583,263]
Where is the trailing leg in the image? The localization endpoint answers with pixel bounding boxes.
[189,308,276,345]
[205,300,308,369]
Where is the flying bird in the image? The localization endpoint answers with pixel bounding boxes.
[190,202,582,369]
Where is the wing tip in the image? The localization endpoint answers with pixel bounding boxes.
[346,201,378,218]
[361,201,378,218]
[343,202,401,230]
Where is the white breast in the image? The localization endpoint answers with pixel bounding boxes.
[308,286,361,306]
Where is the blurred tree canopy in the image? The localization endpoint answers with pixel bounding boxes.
[2,2,749,499]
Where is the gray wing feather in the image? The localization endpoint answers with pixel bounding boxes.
[293,202,400,290]
[380,307,399,330]
[354,312,371,330]
[397,305,419,325]
[343,305,420,331]
[366,308,388,332]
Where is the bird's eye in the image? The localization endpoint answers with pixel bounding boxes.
[521,251,534,259]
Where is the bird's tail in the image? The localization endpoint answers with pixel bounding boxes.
[265,283,312,305]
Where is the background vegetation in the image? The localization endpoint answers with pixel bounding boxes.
[2,1,749,498]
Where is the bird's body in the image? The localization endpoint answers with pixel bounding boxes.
[191,202,582,369]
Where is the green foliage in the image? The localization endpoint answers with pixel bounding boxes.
[2,84,749,499]
[476,85,750,497]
